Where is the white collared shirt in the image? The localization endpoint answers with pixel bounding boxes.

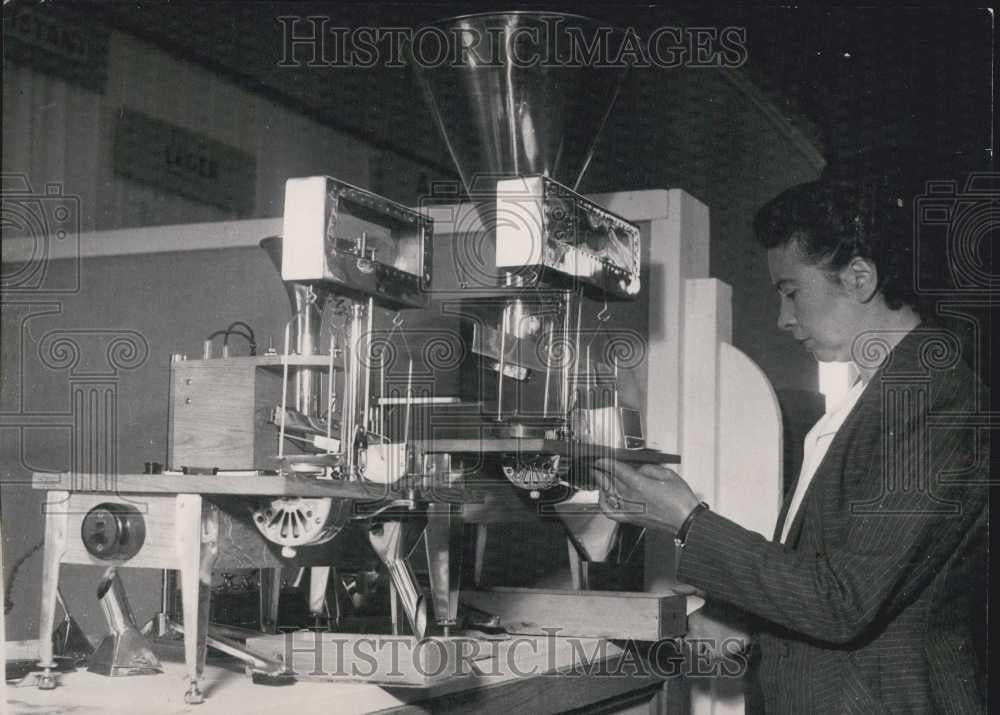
[780,375,869,543]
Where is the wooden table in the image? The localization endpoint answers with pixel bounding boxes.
[8,647,687,714]
[29,471,688,712]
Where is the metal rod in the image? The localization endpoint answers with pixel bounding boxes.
[168,621,287,677]
[379,352,386,436]
[97,568,135,636]
[386,559,426,639]
[278,322,291,459]
[350,303,363,470]
[614,353,620,412]
[561,292,571,416]
[573,292,583,411]
[543,317,553,417]
[361,297,374,433]
[496,304,509,420]
[159,570,172,628]
[294,286,320,416]
[326,334,335,452]
[389,581,399,636]
[403,359,413,445]
[342,303,363,473]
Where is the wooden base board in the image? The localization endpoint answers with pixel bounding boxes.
[460,588,687,641]
[246,632,468,687]
[244,631,622,691]
[4,637,679,715]
[4,640,42,661]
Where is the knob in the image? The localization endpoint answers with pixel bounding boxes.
[81,503,146,561]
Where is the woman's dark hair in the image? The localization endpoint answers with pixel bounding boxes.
[753,177,920,311]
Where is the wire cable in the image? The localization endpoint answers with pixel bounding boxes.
[4,538,44,615]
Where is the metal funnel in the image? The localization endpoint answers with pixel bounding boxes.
[88,568,162,677]
[409,12,628,197]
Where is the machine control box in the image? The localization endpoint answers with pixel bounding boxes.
[496,175,640,298]
[282,176,432,308]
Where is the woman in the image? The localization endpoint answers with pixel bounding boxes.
[595,178,988,713]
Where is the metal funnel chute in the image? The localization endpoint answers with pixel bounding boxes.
[409,12,628,196]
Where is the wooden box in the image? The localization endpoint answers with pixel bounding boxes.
[460,588,687,641]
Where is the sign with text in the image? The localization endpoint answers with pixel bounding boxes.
[4,6,110,93]
[113,109,257,215]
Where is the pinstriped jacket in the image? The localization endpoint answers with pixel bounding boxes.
[678,325,988,713]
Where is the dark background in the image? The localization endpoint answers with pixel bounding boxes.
[71,1,993,180]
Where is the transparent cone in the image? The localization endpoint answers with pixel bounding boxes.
[409,12,628,200]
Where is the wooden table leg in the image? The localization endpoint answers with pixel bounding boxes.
[259,568,282,633]
[473,524,488,587]
[308,566,330,623]
[175,494,218,704]
[36,490,70,689]
[567,537,590,590]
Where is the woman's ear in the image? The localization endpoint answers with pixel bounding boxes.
[841,256,879,303]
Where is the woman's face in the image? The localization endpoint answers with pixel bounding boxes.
[767,240,868,363]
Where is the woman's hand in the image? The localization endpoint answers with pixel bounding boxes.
[685,606,752,664]
[590,458,701,533]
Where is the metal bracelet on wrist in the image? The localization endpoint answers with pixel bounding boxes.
[674,502,709,547]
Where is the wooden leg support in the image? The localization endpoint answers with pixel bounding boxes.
[37,491,70,690]
[259,568,282,634]
[567,537,590,590]
[308,566,330,623]
[176,495,219,704]
[473,524,488,588]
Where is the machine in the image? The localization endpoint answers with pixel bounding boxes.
[406,11,672,585]
[32,12,701,704]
